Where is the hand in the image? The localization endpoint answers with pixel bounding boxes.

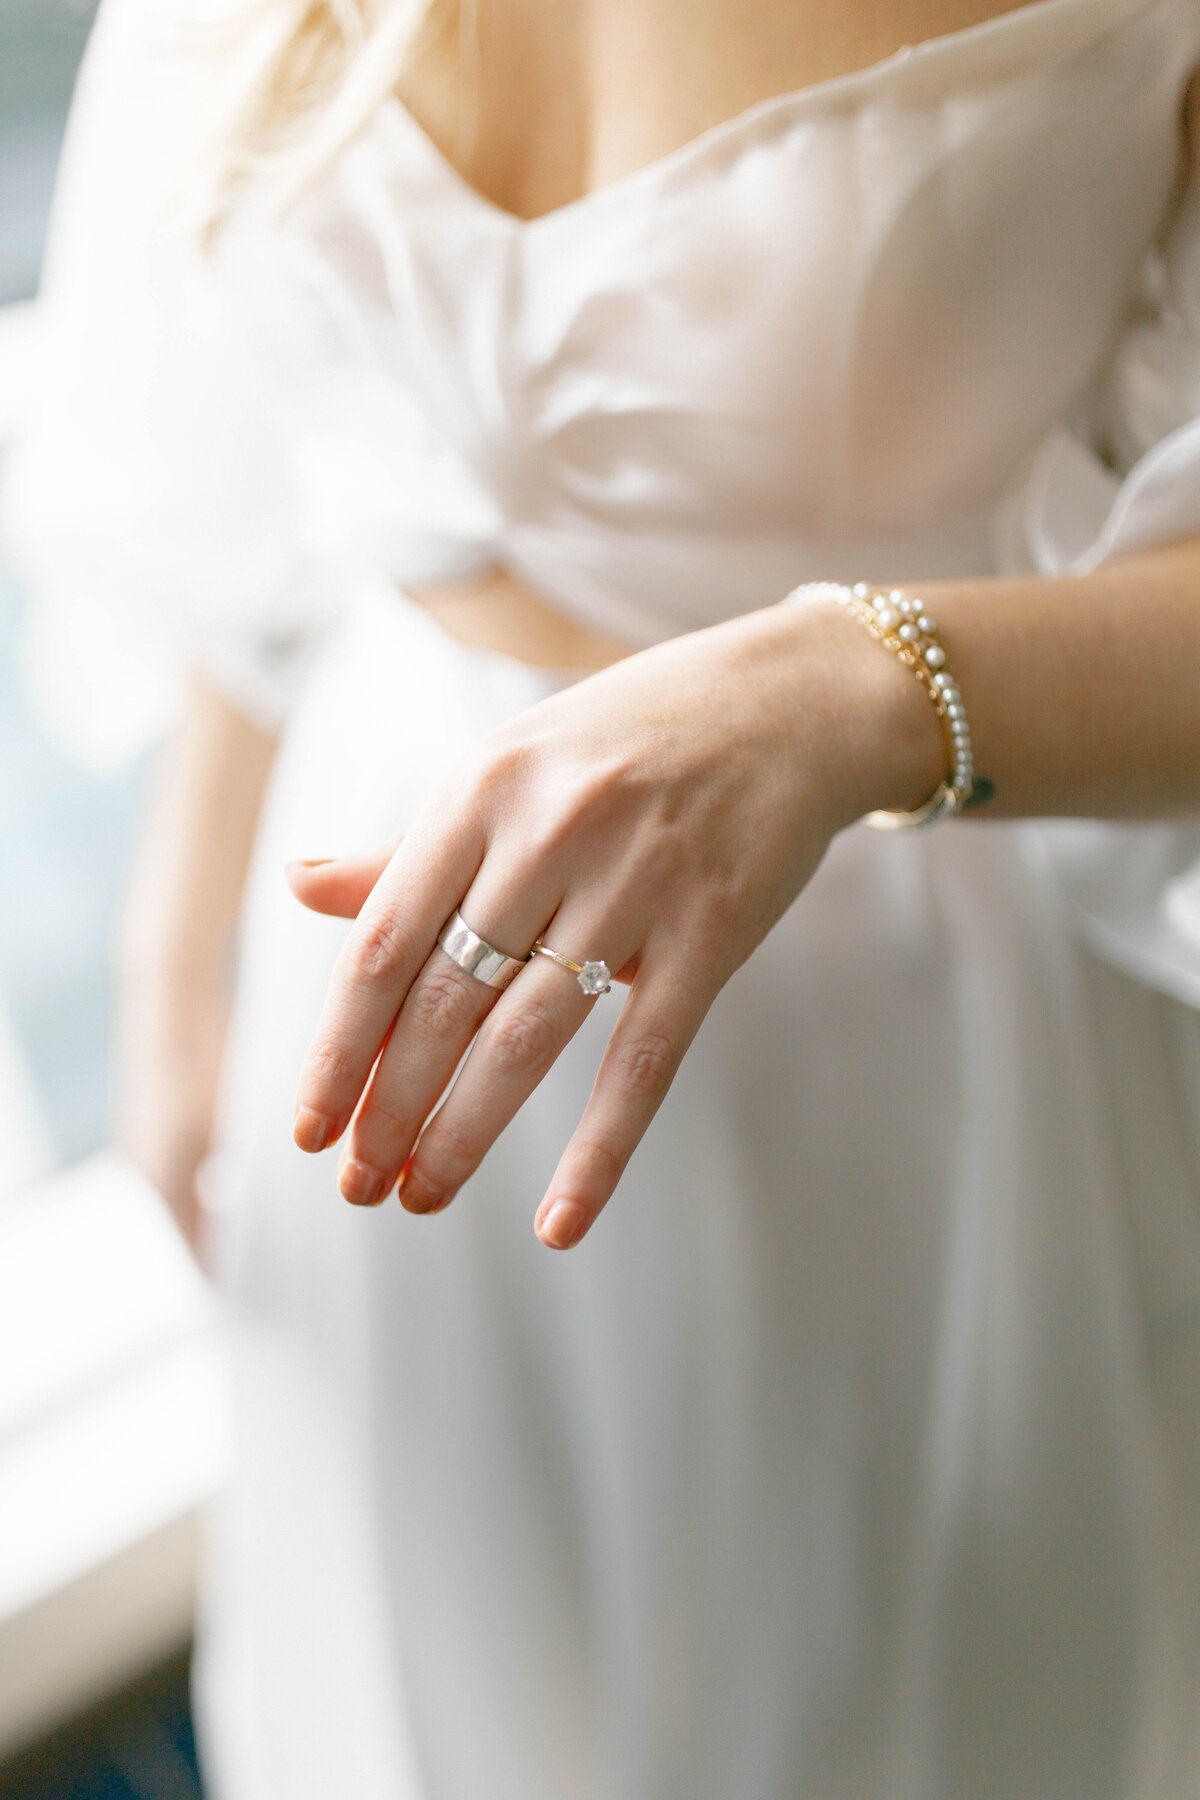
[289,600,940,1247]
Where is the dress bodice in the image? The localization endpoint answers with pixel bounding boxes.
[224,0,1200,647]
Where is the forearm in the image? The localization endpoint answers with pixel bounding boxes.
[819,536,1200,824]
[116,677,277,1235]
[119,677,278,990]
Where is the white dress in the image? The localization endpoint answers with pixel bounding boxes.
[11,0,1200,1794]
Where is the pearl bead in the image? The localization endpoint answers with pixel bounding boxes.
[946,702,966,720]
[917,614,937,634]
[951,719,969,736]
[897,622,920,642]
[933,671,954,691]
[924,645,947,669]
[899,597,919,617]
[853,582,871,599]
[889,588,906,602]
[874,607,899,630]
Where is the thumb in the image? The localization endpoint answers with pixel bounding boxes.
[285,836,403,918]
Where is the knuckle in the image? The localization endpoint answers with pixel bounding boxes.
[304,1038,359,1097]
[352,1094,415,1154]
[408,964,478,1038]
[522,806,581,865]
[507,816,559,868]
[568,1137,625,1190]
[486,1000,560,1075]
[471,737,535,801]
[347,912,410,983]
[420,1116,483,1183]
[611,1029,677,1100]
[527,766,624,854]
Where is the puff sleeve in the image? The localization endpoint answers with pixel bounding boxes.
[1000,78,1200,1009]
[5,0,338,770]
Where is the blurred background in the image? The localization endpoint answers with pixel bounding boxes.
[0,0,93,307]
[0,0,116,1175]
[0,4,221,1793]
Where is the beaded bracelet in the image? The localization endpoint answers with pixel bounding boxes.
[782,580,975,830]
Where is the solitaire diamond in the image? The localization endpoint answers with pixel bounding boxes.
[578,961,612,997]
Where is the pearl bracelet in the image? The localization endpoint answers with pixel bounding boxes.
[782,580,975,830]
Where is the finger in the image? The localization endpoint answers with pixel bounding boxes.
[285,836,403,919]
[337,863,566,1201]
[336,947,496,1204]
[533,970,704,1249]
[401,907,638,1217]
[293,808,485,1151]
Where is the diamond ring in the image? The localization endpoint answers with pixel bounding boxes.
[531,941,612,997]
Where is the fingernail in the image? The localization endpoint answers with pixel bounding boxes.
[398,1165,448,1215]
[293,1106,333,1152]
[538,1200,584,1250]
[285,858,335,878]
[340,1159,387,1206]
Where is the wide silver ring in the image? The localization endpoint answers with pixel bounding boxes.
[438,912,530,991]
[531,941,612,997]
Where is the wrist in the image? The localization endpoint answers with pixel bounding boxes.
[781,598,949,828]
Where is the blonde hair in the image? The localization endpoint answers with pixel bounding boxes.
[185,0,461,228]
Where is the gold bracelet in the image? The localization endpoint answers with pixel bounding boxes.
[782,581,975,829]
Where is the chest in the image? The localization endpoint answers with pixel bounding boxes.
[395,0,1052,224]
[236,0,1195,581]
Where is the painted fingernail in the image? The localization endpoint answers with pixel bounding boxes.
[293,1106,333,1153]
[538,1200,584,1250]
[340,1159,387,1206]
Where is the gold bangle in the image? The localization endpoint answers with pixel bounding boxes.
[782,581,975,829]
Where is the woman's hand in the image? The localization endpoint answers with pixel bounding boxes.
[289,600,941,1247]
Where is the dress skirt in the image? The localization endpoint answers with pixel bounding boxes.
[194,582,1200,1800]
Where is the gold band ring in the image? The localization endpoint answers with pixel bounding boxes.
[531,942,612,997]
